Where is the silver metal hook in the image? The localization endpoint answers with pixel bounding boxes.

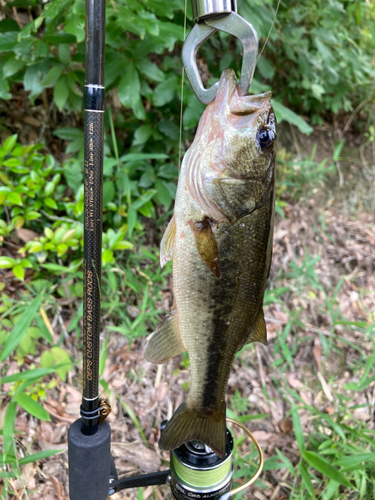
[182,12,258,105]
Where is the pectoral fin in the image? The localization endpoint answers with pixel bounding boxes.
[144,310,185,364]
[245,308,268,346]
[160,215,176,268]
[190,218,221,277]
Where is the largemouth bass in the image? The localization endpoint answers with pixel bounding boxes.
[144,69,276,457]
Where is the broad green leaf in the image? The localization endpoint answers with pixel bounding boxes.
[40,347,72,380]
[133,125,153,146]
[0,293,43,361]
[183,96,205,130]
[154,179,172,209]
[272,100,313,135]
[53,127,84,141]
[43,66,63,88]
[54,74,69,111]
[14,393,50,421]
[18,449,63,465]
[24,61,48,99]
[302,451,354,488]
[45,197,58,209]
[7,192,22,206]
[12,264,25,281]
[118,62,140,110]
[103,181,115,206]
[0,32,18,51]
[136,58,165,82]
[152,76,177,107]
[3,134,17,153]
[0,256,16,268]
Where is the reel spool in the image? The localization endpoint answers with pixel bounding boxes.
[168,418,264,500]
[170,430,234,500]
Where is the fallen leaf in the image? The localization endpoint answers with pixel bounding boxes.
[16,228,38,243]
[120,444,161,473]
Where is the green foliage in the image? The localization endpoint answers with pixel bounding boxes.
[243,0,375,124]
[1,0,373,140]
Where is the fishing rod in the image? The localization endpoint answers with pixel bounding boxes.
[67,1,263,499]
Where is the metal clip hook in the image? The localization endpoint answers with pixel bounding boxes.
[182,12,258,104]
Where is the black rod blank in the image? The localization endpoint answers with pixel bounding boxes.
[81,0,106,435]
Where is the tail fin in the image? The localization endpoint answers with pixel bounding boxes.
[159,401,226,457]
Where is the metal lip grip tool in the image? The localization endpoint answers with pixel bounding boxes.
[182,0,258,104]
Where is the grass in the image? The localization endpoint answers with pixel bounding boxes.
[1,144,374,499]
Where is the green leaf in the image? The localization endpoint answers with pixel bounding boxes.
[40,347,72,381]
[275,448,296,476]
[3,402,17,458]
[54,74,69,111]
[25,210,41,220]
[272,100,313,135]
[118,62,141,111]
[133,125,153,146]
[334,453,375,468]
[1,366,62,384]
[103,181,115,206]
[0,293,43,361]
[290,402,305,452]
[43,66,63,88]
[152,76,177,107]
[58,43,70,65]
[127,207,137,238]
[136,58,165,82]
[44,197,58,209]
[3,134,17,152]
[298,462,317,499]
[14,393,50,421]
[24,61,48,99]
[0,32,18,51]
[102,249,114,265]
[183,96,205,130]
[0,256,16,268]
[12,264,25,281]
[302,451,354,488]
[7,192,22,206]
[53,127,84,141]
[120,153,168,162]
[18,449,63,465]
[154,179,172,209]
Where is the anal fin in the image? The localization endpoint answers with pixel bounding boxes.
[246,308,268,346]
[144,310,184,364]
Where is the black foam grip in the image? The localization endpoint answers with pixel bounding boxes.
[68,419,111,500]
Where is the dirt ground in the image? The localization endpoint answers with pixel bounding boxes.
[4,173,374,499]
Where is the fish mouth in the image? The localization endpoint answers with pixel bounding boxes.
[211,69,272,119]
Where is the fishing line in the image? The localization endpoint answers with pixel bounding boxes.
[257,0,281,62]
[178,0,188,171]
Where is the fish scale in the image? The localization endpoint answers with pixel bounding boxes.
[144,69,276,457]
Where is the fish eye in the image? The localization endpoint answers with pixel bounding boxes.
[257,128,275,148]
